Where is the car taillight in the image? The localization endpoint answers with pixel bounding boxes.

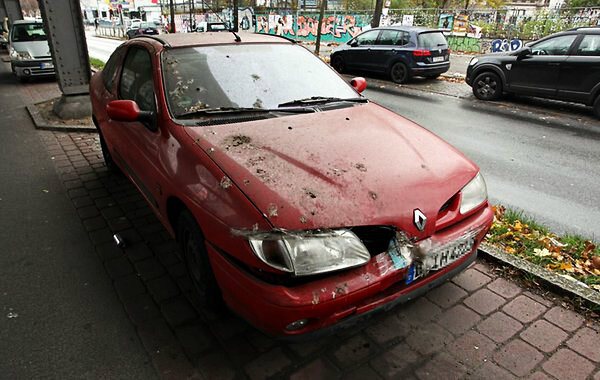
[413,49,431,57]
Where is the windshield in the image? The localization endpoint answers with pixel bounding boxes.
[418,32,447,48]
[162,43,357,118]
[12,23,47,42]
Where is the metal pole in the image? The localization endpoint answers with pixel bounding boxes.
[169,0,175,32]
[371,0,383,27]
[314,0,326,56]
[38,0,92,119]
[233,0,238,31]
[3,0,22,25]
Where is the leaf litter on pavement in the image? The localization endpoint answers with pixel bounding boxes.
[485,205,600,292]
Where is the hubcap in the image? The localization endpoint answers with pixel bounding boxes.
[393,64,405,81]
[477,76,497,98]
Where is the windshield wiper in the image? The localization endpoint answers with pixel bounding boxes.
[177,106,315,119]
[278,96,368,108]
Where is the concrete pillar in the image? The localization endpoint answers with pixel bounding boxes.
[3,0,22,26]
[0,1,7,29]
[38,0,91,119]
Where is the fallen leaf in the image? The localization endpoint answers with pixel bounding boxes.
[533,248,552,257]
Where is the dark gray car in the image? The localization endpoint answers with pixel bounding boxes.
[330,26,450,84]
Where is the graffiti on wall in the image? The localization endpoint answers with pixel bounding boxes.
[255,13,371,42]
[490,39,524,52]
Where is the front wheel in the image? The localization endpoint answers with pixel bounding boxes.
[390,62,410,84]
[472,71,503,101]
[593,95,600,119]
[97,126,122,175]
[177,210,222,307]
[331,56,345,74]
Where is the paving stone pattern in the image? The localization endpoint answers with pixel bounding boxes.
[39,130,600,379]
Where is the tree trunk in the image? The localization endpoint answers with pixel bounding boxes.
[371,0,383,28]
[314,0,326,56]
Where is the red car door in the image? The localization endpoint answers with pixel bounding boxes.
[114,43,165,213]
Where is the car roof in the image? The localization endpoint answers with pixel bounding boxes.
[569,26,600,34]
[138,32,294,48]
[13,19,43,25]
[372,25,439,33]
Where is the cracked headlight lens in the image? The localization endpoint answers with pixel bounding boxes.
[249,229,370,276]
[460,172,488,214]
[11,50,32,60]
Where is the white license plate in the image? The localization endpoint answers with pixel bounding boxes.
[406,238,474,284]
[40,62,54,69]
[432,56,445,63]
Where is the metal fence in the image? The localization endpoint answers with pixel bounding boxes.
[95,25,127,39]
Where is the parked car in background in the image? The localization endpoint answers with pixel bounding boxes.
[331,26,450,84]
[195,21,229,32]
[8,19,54,82]
[466,27,600,118]
[126,22,159,39]
[91,32,492,338]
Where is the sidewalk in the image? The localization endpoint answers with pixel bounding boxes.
[3,61,600,379]
[0,61,156,377]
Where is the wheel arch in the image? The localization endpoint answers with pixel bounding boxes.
[472,64,507,89]
[166,195,189,237]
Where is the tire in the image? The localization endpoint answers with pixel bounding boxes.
[331,56,345,74]
[390,62,410,84]
[177,210,223,307]
[97,126,123,175]
[593,95,600,119]
[472,71,503,101]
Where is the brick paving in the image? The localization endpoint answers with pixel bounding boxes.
[18,79,600,379]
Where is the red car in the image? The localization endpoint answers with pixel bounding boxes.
[90,32,493,338]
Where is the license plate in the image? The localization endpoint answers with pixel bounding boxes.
[406,238,474,284]
[40,62,53,69]
[432,56,445,63]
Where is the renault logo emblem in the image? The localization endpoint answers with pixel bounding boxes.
[414,209,427,231]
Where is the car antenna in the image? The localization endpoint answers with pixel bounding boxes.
[200,2,241,42]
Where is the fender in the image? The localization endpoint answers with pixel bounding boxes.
[472,63,508,89]
[589,81,600,106]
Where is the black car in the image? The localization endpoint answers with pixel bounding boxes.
[126,23,159,39]
[466,27,600,118]
[330,26,450,83]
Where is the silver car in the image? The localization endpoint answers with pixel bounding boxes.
[8,20,55,82]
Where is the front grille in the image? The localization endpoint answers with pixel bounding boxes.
[351,226,396,256]
[31,67,55,75]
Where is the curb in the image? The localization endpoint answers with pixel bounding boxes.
[478,242,600,309]
[26,104,96,133]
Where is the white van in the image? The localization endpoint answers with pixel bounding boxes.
[9,20,55,82]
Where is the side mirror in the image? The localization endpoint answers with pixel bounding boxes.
[517,47,531,59]
[350,77,367,93]
[106,100,154,123]
[349,40,359,47]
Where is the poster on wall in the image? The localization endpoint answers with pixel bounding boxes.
[438,14,454,30]
[401,15,414,26]
[453,14,469,34]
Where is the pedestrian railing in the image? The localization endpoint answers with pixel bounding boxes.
[95,26,126,39]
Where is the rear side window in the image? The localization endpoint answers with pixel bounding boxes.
[119,47,156,112]
[418,32,447,48]
[102,47,125,91]
[378,30,410,46]
[575,35,600,56]
[355,30,379,45]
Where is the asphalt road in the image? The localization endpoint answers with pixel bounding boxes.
[86,31,122,62]
[364,87,600,239]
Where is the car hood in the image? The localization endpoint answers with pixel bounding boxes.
[11,40,50,57]
[185,102,478,235]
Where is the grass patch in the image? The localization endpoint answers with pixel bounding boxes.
[89,57,105,70]
[485,205,600,292]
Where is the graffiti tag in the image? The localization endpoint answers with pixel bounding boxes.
[491,39,523,53]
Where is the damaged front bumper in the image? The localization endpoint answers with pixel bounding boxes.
[207,204,493,338]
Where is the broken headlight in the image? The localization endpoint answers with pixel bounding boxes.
[248,229,370,276]
[459,172,488,214]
